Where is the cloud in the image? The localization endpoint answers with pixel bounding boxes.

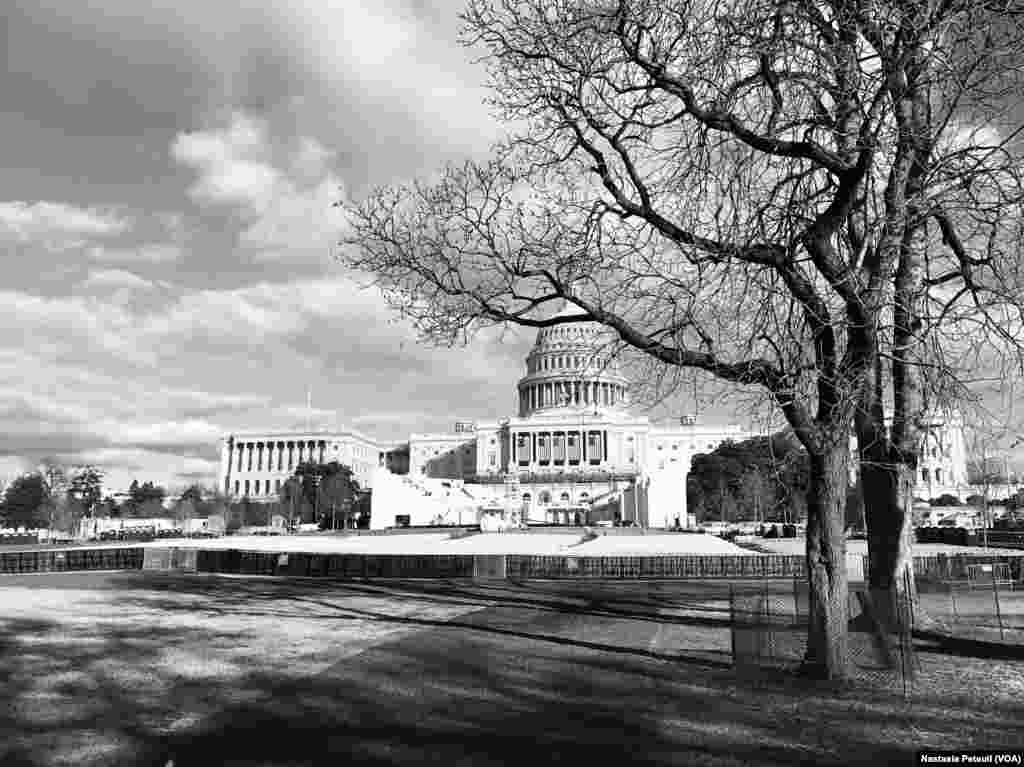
[107,419,225,449]
[0,456,32,485]
[238,176,346,260]
[172,113,281,211]
[81,268,155,291]
[290,136,335,184]
[69,447,221,493]
[86,243,183,263]
[162,388,274,417]
[280,1,497,153]
[0,201,129,251]
[172,113,347,263]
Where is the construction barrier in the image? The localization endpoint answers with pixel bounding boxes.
[2,548,810,579]
[15,546,1019,585]
[473,555,507,579]
[143,548,172,571]
[170,548,197,572]
[188,551,478,579]
[506,554,807,579]
[864,553,1024,584]
[0,547,143,574]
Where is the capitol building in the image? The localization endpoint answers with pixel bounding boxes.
[218,303,976,529]
[218,304,747,529]
[390,304,749,529]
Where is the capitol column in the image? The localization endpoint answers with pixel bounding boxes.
[220,437,234,497]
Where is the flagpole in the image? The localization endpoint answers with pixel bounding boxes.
[307,387,312,433]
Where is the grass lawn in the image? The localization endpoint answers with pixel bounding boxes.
[1,573,1022,766]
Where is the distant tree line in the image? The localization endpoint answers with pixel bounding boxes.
[278,461,369,530]
[689,437,1024,530]
[212,460,368,532]
[1,462,108,531]
[0,456,372,535]
[687,433,810,526]
[0,458,222,532]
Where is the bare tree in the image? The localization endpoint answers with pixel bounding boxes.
[340,0,1024,678]
[844,1,1024,630]
[279,477,304,531]
[38,458,68,531]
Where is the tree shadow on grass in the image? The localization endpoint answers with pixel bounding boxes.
[135,628,936,767]
[3,576,1021,766]
[110,572,742,632]
[110,587,735,671]
[0,613,250,766]
[913,629,1024,662]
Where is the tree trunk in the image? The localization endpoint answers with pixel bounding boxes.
[861,460,919,631]
[802,445,850,680]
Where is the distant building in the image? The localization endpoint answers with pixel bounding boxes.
[849,410,976,501]
[218,427,391,501]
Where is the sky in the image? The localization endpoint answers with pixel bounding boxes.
[1,0,721,496]
[2,1,1020,497]
[0,0,543,494]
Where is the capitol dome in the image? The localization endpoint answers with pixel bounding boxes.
[516,303,630,417]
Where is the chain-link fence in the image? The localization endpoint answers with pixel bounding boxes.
[731,575,919,695]
[915,559,1022,643]
[732,560,1023,694]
